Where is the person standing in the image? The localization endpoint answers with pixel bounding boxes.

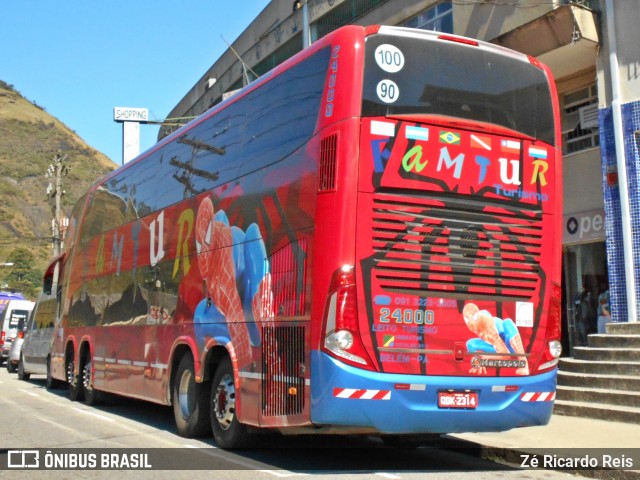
[574,285,595,346]
[597,283,611,334]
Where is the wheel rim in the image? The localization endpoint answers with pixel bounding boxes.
[66,360,76,386]
[82,361,92,394]
[178,368,195,419]
[213,373,235,431]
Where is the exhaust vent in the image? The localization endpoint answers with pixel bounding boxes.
[318,134,337,192]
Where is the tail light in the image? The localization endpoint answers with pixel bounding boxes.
[537,282,563,371]
[322,265,375,370]
[365,25,381,36]
[437,34,479,47]
[0,331,4,347]
[17,330,25,340]
[528,55,545,71]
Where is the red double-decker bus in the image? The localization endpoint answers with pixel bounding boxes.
[46,25,562,448]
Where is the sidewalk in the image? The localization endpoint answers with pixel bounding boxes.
[448,414,640,479]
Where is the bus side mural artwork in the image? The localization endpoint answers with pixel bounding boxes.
[47,25,562,448]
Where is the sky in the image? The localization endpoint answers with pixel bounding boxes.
[0,1,271,166]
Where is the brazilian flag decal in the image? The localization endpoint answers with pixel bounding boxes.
[439,131,461,144]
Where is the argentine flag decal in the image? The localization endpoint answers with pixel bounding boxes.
[405,126,429,141]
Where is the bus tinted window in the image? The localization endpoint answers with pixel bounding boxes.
[94,46,330,234]
[362,34,555,145]
[240,46,329,173]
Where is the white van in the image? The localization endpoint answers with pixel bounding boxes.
[0,299,35,364]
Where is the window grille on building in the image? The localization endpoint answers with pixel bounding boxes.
[562,84,599,155]
[312,0,391,41]
[402,1,453,33]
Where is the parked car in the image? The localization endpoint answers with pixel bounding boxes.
[19,264,61,387]
[0,299,34,365]
[6,315,28,373]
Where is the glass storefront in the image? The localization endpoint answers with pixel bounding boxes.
[562,241,608,356]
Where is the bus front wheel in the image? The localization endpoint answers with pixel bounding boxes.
[210,356,249,449]
[172,353,211,438]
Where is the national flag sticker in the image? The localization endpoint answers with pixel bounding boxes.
[470,134,492,151]
[439,131,460,144]
[528,146,548,159]
[405,126,429,141]
[383,335,395,347]
[501,139,521,154]
[371,120,396,137]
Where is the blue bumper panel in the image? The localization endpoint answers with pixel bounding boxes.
[310,351,556,434]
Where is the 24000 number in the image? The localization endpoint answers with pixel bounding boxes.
[379,308,434,325]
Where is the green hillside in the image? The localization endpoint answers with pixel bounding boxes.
[0,80,117,297]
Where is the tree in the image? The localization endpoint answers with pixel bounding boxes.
[2,247,41,299]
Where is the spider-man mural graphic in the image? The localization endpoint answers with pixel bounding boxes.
[193,196,274,369]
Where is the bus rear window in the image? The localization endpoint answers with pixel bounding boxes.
[9,310,29,328]
[362,33,555,146]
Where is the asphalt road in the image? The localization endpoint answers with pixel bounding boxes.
[0,366,582,479]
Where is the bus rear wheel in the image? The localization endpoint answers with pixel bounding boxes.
[210,357,249,449]
[172,353,211,438]
[67,358,83,401]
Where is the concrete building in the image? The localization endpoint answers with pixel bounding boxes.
[162,0,640,355]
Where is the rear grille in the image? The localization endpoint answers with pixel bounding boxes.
[370,193,543,301]
[261,326,306,416]
[269,239,307,317]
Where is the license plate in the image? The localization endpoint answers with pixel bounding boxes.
[438,391,478,409]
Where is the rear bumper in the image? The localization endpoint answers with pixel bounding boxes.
[310,351,556,434]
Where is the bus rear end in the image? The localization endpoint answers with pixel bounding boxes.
[312,26,562,435]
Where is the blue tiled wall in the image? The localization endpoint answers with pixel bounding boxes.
[599,101,640,323]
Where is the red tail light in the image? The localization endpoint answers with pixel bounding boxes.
[0,331,4,347]
[365,25,381,36]
[322,265,375,370]
[528,55,545,70]
[437,34,479,46]
[537,282,563,372]
[17,330,24,340]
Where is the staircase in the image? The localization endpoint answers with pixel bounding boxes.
[555,322,640,424]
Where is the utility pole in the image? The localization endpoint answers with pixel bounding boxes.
[46,154,69,257]
[293,0,311,49]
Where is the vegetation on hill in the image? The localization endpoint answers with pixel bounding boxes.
[0,80,117,298]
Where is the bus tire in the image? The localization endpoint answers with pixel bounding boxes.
[46,356,60,390]
[210,356,250,449]
[67,357,83,402]
[172,353,211,438]
[82,356,100,406]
